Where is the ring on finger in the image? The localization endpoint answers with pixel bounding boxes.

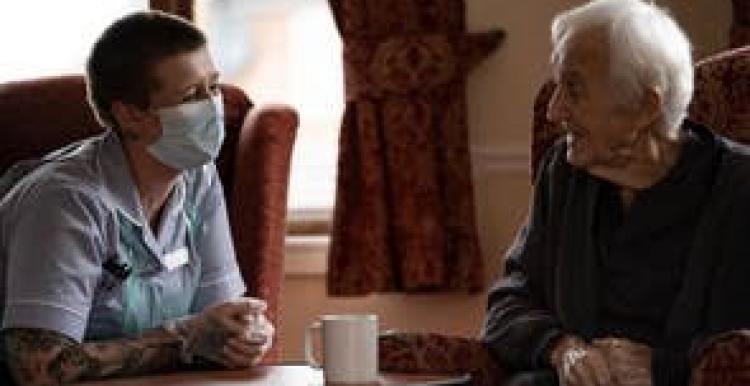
[562,347,588,373]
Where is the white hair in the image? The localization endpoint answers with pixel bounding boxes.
[551,0,693,135]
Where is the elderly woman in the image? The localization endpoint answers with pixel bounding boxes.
[0,12,273,385]
[481,1,750,386]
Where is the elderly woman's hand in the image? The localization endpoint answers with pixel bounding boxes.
[592,338,652,386]
[549,335,615,386]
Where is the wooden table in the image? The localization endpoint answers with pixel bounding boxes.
[77,365,471,385]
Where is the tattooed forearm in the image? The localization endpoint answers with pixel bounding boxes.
[2,328,184,385]
[183,317,232,364]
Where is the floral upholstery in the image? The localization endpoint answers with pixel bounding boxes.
[0,75,297,361]
[690,330,750,386]
[379,332,504,386]
[149,0,193,20]
[688,46,750,142]
[327,0,502,295]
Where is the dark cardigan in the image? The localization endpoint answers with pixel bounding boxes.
[481,121,750,386]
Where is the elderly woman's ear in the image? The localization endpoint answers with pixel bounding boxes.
[630,86,665,135]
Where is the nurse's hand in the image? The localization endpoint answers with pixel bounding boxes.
[180,297,271,367]
[223,313,275,368]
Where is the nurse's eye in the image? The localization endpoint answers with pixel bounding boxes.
[181,91,199,103]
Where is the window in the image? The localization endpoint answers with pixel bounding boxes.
[0,0,147,82]
[0,0,340,233]
[196,0,343,228]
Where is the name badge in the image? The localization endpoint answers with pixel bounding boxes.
[163,247,189,271]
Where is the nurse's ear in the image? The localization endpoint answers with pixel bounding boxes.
[111,101,162,144]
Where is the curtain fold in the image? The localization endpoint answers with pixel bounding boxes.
[149,0,194,20]
[327,0,504,295]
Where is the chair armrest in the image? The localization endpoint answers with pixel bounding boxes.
[379,332,506,385]
[691,329,750,386]
[228,104,298,361]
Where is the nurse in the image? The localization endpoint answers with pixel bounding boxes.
[0,11,273,385]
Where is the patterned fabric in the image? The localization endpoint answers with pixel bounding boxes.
[688,46,750,141]
[531,46,750,177]
[379,332,505,386]
[691,330,750,386]
[148,0,193,20]
[327,0,503,295]
[0,76,297,362]
[378,329,750,385]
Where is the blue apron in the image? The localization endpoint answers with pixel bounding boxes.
[115,203,202,335]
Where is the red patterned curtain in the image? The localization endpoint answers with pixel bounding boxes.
[327,0,503,295]
[149,0,194,20]
[733,0,750,47]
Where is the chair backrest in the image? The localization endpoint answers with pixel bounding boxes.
[530,46,750,178]
[0,75,252,199]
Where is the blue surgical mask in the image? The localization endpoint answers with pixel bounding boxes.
[147,94,225,170]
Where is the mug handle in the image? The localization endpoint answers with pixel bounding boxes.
[304,320,322,369]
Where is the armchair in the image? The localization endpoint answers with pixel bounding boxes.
[379,46,750,385]
[0,75,298,361]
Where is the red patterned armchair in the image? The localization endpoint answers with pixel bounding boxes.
[0,75,297,362]
[379,47,750,385]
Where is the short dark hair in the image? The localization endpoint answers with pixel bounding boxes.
[85,10,207,127]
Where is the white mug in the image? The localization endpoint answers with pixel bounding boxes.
[305,314,378,384]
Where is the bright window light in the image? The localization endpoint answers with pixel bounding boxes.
[0,0,147,82]
[197,0,343,212]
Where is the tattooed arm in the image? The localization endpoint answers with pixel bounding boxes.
[2,327,186,385]
[2,299,274,385]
